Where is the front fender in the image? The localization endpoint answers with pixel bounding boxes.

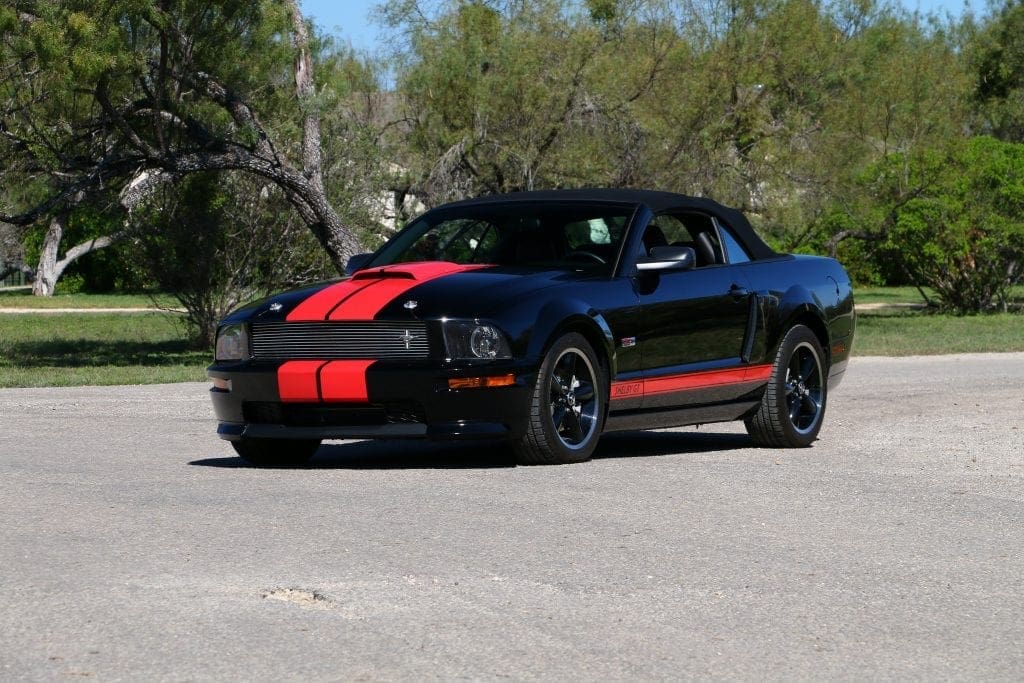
[524,298,617,378]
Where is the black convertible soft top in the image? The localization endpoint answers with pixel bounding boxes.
[443,189,778,261]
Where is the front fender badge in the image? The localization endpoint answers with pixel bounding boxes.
[404,300,418,310]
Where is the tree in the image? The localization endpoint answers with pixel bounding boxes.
[381,0,676,205]
[131,172,334,347]
[882,137,1024,312]
[972,0,1024,141]
[0,0,372,295]
[823,137,1024,311]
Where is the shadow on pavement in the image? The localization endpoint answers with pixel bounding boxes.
[190,429,752,471]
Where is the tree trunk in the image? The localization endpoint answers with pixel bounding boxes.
[32,213,66,296]
[285,0,361,273]
[31,212,126,296]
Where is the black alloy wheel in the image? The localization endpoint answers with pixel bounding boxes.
[514,332,605,465]
[746,324,827,447]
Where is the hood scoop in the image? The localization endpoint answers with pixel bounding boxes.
[352,268,416,281]
[350,261,476,282]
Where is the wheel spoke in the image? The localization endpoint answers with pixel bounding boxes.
[800,393,820,417]
[788,394,802,423]
[552,404,567,431]
[575,381,595,403]
[799,354,816,383]
[557,352,575,379]
[563,408,584,443]
[788,354,802,381]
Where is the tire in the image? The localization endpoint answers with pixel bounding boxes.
[745,324,827,448]
[513,332,606,465]
[231,437,321,467]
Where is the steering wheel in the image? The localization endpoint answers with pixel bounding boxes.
[562,250,606,265]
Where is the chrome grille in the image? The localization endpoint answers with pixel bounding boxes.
[251,321,430,360]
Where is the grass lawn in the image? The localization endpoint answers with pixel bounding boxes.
[0,311,208,388]
[853,308,1024,356]
[1,291,1022,387]
[0,291,179,309]
[852,284,1024,355]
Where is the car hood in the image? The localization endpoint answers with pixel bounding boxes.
[228,262,586,324]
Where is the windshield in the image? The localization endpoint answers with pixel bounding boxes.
[366,202,635,275]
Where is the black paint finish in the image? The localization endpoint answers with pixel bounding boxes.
[209,190,855,447]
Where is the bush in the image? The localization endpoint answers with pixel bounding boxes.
[130,173,334,348]
[820,136,1024,312]
[883,137,1024,313]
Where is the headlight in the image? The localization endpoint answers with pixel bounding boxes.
[215,323,250,361]
[443,321,512,360]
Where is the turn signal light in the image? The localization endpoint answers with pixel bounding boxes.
[211,377,232,391]
[448,374,516,390]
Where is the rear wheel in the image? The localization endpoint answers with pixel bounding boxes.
[514,333,605,465]
[745,324,827,447]
[231,438,321,467]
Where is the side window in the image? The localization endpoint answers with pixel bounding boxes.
[652,212,723,268]
[719,225,751,264]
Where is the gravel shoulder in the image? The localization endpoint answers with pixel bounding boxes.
[1,354,1022,680]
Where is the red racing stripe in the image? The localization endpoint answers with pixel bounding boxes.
[610,363,773,401]
[286,278,380,322]
[287,261,486,322]
[743,364,773,383]
[319,360,375,402]
[328,262,484,321]
[278,360,329,402]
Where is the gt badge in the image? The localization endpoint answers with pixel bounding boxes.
[269,302,283,312]
[404,300,418,310]
[620,337,637,348]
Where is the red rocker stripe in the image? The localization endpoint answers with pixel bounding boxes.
[610,364,773,401]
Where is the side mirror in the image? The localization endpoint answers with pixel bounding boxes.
[346,253,373,275]
[636,246,696,273]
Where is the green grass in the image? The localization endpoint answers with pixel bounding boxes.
[0,291,179,308]
[854,308,1024,356]
[852,285,1024,355]
[854,286,933,305]
[1,289,1022,388]
[0,312,209,387]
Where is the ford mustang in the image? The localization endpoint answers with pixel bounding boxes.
[208,189,855,466]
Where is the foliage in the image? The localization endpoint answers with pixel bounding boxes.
[380,0,974,256]
[881,137,1024,312]
[130,172,334,348]
[971,0,1024,141]
[0,0,383,281]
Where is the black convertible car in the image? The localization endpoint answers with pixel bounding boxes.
[209,189,855,466]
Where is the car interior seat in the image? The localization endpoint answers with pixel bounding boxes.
[641,223,669,257]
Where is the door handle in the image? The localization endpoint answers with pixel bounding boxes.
[730,284,749,300]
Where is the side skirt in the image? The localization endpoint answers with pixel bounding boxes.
[605,400,760,433]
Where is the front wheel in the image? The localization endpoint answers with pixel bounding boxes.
[231,437,321,467]
[745,324,827,448]
[513,332,606,465]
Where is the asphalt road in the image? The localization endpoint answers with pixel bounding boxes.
[1,354,1022,680]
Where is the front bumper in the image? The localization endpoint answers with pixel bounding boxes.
[208,360,531,442]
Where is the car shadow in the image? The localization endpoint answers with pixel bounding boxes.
[594,430,753,460]
[189,429,754,471]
